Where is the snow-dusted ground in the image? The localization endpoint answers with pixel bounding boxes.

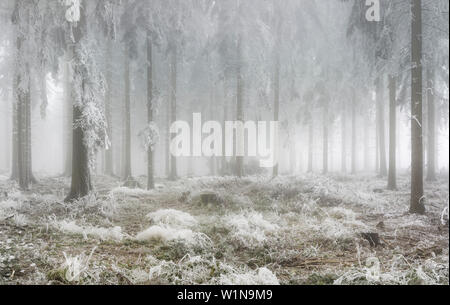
[0,173,448,285]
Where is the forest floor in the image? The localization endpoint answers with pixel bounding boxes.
[0,172,448,285]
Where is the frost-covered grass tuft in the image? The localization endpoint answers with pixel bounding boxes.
[223,211,279,247]
[61,248,96,283]
[146,209,198,228]
[52,219,124,241]
[218,267,280,285]
[135,225,211,247]
[145,254,279,285]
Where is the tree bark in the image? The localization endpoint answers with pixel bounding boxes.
[235,35,244,178]
[104,40,114,176]
[410,0,425,214]
[122,54,132,182]
[169,44,178,181]
[387,75,397,190]
[351,91,357,174]
[65,6,93,202]
[63,52,73,177]
[426,67,436,181]
[146,34,155,189]
[376,76,387,176]
[322,100,329,174]
[341,102,347,173]
[308,118,313,173]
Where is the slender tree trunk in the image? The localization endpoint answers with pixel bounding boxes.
[165,85,171,178]
[235,35,244,178]
[341,102,347,173]
[272,20,281,177]
[322,100,329,174]
[169,45,178,180]
[123,54,132,182]
[308,118,313,173]
[351,91,357,174]
[221,83,228,176]
[376,76,387,176]
[387,75,397,190]
[14,22,34,189]
[410,0,425,214]
[104,40,114,176]
[426,67,436,181]
[146,34,155,189]
[363,108,370,171]
[10,92,19,181]
[63,52,73,177]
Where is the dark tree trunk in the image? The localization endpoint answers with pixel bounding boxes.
[235,35,244,178]
[426,67,436,181]
[341,102,347,173]
[14,26,34,190]
[165,86,171,178]
[387,75,397,190]
[122,54,133,183]
[63,53,73,177]
[322,100,329,174]
[169,45,178,181]
[221,83,228,176]
[10,96,19,181]
[65,6,93,202]
[410,0,425,214]
[376,77,387,176]
[308,118,313,173]
[104,40,114,177]
[351,91,357,174]
[146,34,155,189]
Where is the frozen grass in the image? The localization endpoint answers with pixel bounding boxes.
[0,173,448,285]
[146,209,198,228]
[223,211,279,247]
[51,219,124,241]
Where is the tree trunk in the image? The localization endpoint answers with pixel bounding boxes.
[10,93,19,181]
[376,76,387,176]
[351,91,357,174]
[426,67,436,181]
[169,44,178,180]
[387,75,397,190]
[235,35,244,178]
[410,0,425,214]
[308,118,313,173]
[341,102,347,173]
[104,40,114,176]
[14,26,34,190]
[63,52,73,177]
[123,54,132,182]
[322,100,329,174]
[65,6,93,202]
[146,34,155,189]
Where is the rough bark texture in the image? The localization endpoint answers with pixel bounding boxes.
[235,35,244,178]
[322,100,329,174]
[63,53,73,177]
[146,34,155,189]
[426,67,436,182]
[341,102,347,173]
[410,0,425,214]
[376,77,387,176]
[308,118,313,173]
[65,7,93,202]
[104,40,114,177]
[387,75,397,190]
[122,54,132,182]
[169,45,178,181]
[351,91,357,174]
